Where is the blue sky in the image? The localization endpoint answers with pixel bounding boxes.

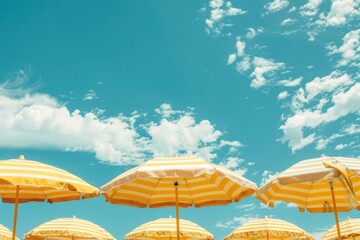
[0,0,360,239]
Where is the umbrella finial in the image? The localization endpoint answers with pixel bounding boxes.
[18,155,25,160]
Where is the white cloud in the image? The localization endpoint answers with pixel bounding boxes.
[264,0,289,14]
[246,28,263,39]
[316,133,343,150]
[261,170,279,185]
[83,90,97,101]
[1,76,246,166]
[277,91,289,100]
[205,1,246,34]
[278,77,303,87]
[236,203,256,211]
[300,0,323,16]
[335,143,348,150]
[227,53,237,65]
[235,37,246,56]
[250,57,285,89]
[343,123,360,134]
[236,56,252,73]
[281,80,360,152]
[280,18,296,25]
[328,29,360,67]
[303,71,353,101]
[316,0,360,26]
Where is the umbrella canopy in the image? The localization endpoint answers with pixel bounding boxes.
[223,217,314,240]
[101,156,257,240]
[0,224,19,240]
[125,217,213,240]
[101,156,257,207]
[254,156,360,239]
[0,155,100,240]
[24,216,115,240]
[322,217,360,240]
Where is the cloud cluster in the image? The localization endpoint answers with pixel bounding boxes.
[0,76,249,168]
[327,29,360,67]
[280,71,359,152]
[205,0,246,35]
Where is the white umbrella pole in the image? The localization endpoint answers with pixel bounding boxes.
[174,181,180,240]
[12,185,20,240]
[329,180,341,240]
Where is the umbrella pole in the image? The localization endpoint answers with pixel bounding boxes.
[174,181,180,240]
[329,179,341,240]
[12,185,20,240]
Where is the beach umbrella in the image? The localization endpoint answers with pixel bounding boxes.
[125,217,213,240]
[254,156,360,240]
[24,216,115,240]
[101,156,257,240]
[0,224,19,240]
[322,217,360,240]
[223,217,314,240]
[0,155,100,240]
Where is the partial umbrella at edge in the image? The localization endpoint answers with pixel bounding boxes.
[0,155,100,240]
[125,217,213,240]
[223,217,314,240]
[254,155,360,240]
[0,224,19,240]
[24,216,115,240]
[101,156,257,240]
[322,217,360,240]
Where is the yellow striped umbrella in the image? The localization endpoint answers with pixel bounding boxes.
[322,217,360,240]
[254,156,360,239]
[125,217,213,240]
[0,224,19,240]
[101,156,257,240]
[0,155,100,240]
[223,217,314,240]
[24,216,115,240]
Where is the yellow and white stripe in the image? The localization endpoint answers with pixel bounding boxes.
[125,218,213,240]
[255,156,360,212]
[24,217,115,240]
[101,156,257,208]
[223,217,314,240]
[0,156,99,203]
[322,218,360,240]
[0,224,19,240]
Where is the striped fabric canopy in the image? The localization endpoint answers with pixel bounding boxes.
[254,156,360,212]
[101,156,257,208]
[0,224,19,240]
[0,156,99,203]
[125,218,213,240]
[322,218,360,240]
[24,217,115,240]
[223,217,314,240]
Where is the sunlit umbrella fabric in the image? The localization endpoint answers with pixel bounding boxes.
[254,156,360,212]
[101,156,257,208]
[125,218,213,240]
[24,217,115,240]
[322,218,360,240]
[0,156,99,203]
[0,224,19,240]
[223,217,314,240]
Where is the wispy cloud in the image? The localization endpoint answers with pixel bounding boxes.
[83,90,98,101]
[264,0,289,14]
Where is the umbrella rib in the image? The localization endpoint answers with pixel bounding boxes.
[304,181,314,212]
[146,178,161,207]
[184,178,194,205]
